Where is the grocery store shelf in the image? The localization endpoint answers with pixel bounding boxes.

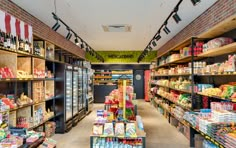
[155,56,192,69]
[94,76,112,79]
[184,120,224,148]
[196,72,236,76]
[154,74,190,77]
[153,100,190,129]
[156,93,191,111]
[198,42,236,58]
[10,103,34,112]
[156,84,191,94]
[28,115,54,130]
[197,92,236,102]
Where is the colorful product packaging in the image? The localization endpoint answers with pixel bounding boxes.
[126,123,137,137]
[103,123,114,136]
[115,122,124,137]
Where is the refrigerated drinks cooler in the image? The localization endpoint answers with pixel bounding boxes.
[72,66,79,126]
[82,68,88,112]
[87,68,94,113]
[65,65,73,131]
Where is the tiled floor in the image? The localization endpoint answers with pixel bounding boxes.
[53,100,189,148]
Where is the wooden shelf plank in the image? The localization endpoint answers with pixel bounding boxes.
[198,42,236,57]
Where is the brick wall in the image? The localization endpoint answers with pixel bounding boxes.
[0,0,85,59]
[157,0,236,57]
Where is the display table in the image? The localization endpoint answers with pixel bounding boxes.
[90,122,146,148]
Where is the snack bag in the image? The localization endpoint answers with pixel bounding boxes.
[126,123,137,137]
[92,124,103,135]
[103,123,114,136]
[115,123,124,137]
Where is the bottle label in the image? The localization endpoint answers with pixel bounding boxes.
[7,39,10,47]
[4,42,7,48]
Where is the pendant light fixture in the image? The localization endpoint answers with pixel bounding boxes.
[152,41,157,47]
[52,21,60,31]
[155,34,161,41]
[74,37,79,45]
[191,0,201,6]
[163,24,171,34]
[66,28,72,40]
[173,13,181,23]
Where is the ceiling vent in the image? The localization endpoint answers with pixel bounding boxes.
[102,24,132,32]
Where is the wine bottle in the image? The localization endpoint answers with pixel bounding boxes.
[25,39,29,52]
[0,31,3,47]
[7,33,11,48]
[4,33,8,48]
[13,36,16,50]
[18,37,24,51]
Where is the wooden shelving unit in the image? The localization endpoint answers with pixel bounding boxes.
[0,34,92,134]
[150,15,236,147]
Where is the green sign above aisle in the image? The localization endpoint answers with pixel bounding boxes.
[86,51,157,63]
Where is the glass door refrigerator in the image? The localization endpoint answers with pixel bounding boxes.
[72,66,79,125]
[87,68,94,113]
[82,68,88,115]
[78,67,84,119]
[65,65,73,131]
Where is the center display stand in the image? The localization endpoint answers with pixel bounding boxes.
[90,80,146,148]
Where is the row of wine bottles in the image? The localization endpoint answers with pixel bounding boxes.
[0,30,32,53]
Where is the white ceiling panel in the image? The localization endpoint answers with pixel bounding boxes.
[12,0,217,51]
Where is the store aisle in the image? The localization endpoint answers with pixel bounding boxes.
[53,104,103,148]
[53,100,189,148]
[136,100,189,148]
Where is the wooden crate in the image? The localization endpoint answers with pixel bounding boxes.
[33,102,46,126]
[9,111,16,127]
[33,58,45,78]
[16,106,32,128]
[33,81,45,103]
[17,57,32,78]
[46,41,55,60]
[45,80,54,100]
[0,50,17,78]
[34,40,45,58]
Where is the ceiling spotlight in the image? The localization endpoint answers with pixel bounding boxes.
[163,26,171,34]
[66,29,72,40]
[152,40,157,47]
[155,34,161,41]
[86,47,90,52]
[173,13,181,24]
[81,42,84,49]
[52,21,60,31]
[52,14,60,31]
[74,37,79,45]
[191,0,201,6]
[149,46,153,51]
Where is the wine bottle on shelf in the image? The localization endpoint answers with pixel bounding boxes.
[0,31,4,47]
[4,33,8,48]
[7,33,11,48]
[25,39,29,53]
[13,36,16,50]
[18,36,24,51]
